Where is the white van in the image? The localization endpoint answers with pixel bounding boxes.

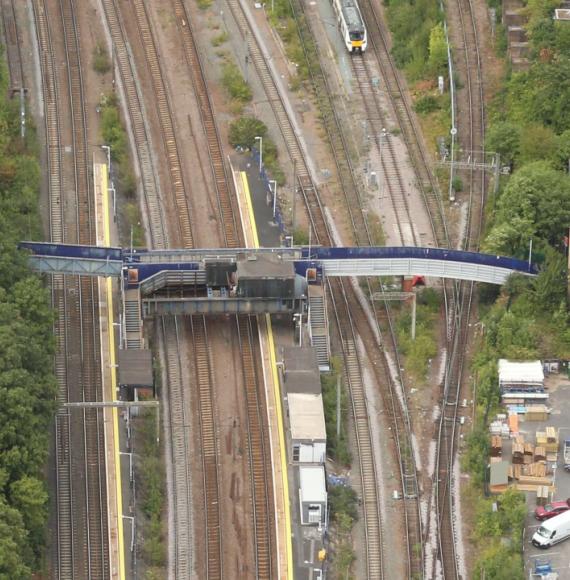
[532,509,570,548]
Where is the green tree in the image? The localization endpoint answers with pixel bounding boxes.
[10,476,48,559]
[519,123,558,165]
[228,117,267,149]
[486,162,570,254]
[0,499,31,579]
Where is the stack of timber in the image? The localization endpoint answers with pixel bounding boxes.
[525,405,549,421]
[536,486,550,506]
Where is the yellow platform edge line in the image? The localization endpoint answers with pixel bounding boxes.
[240,171,293,580]
[101,165,126,580]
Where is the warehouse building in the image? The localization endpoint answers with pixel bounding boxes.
[280,346,326,464]
[498,359,546,404]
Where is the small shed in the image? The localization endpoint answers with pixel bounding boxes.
[489,460,509,494]
[118,349,154,396]
[299,465,327,526]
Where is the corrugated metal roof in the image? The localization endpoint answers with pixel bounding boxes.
[289,393,326,441]
[498,359,544,384]
[300,466,327,502]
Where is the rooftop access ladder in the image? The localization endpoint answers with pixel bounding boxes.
[308,285,330,371]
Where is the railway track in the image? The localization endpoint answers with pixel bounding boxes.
[100,0,168,249]
[237,316,274,578]
[1,0,24,93]
[434,0,486,575]
[357,0,450,250]
[33,0,110,576]
[104,1,277,575]
[351,56,419,247]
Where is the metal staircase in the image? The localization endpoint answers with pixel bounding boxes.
[308,285,330,371]
[124,288,143,349]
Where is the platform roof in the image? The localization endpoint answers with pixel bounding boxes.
[118,349,153,387]
[280,346,321,394]
[300,465,327,503]
[289,393,326,442]
[498,359,544,384]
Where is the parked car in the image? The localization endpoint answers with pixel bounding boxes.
[535,499,570,521]
[532,510,570,548]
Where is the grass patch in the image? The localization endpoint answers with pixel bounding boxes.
[136,408,166,573]
[122,202,145,248]
[211,31,229,47]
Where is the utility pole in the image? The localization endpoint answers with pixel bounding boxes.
[336,374,341,440]
[292,158,297,234]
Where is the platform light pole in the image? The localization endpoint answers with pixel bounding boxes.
[255,135,263,176]
[269,180,277,219]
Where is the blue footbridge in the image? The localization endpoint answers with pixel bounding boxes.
[19,241,537,285]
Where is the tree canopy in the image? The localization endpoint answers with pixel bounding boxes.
[0,53,57,577]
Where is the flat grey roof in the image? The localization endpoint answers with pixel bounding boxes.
[118,349,153,387]
[490,461,509,486]
[281,346,321,394]
[236,253,294,279]
[289,393,326,441]
[300,466,327,503]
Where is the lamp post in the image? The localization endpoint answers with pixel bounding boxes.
[379,128,387,192]
[254,135,263,176]
[109,182,117,222]
[269,180,277,219]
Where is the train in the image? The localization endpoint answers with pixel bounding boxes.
[332,0,368,54]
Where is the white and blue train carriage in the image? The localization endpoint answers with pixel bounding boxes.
[332,0,367,54]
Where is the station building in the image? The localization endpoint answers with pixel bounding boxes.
[280,346,326,464]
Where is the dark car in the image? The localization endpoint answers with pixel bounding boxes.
[535,500,570,521]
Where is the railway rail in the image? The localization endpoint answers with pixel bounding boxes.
[357,0,450,250]
[225,0,431,576]
[33,0,110,576]
[434,0,486,575]
[1,0,24,93]
[104,0,276,576]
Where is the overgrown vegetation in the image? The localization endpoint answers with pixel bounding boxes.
[396,287,440,382]
[0,49,58,577]
[267,0,309,85]
[221,60,252,111]
[320,357,351,466]
[463,2,570,574]
[92,43,111,75]
[328,481,359,577]
[136,407,166,577]
[385,0,445,80]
